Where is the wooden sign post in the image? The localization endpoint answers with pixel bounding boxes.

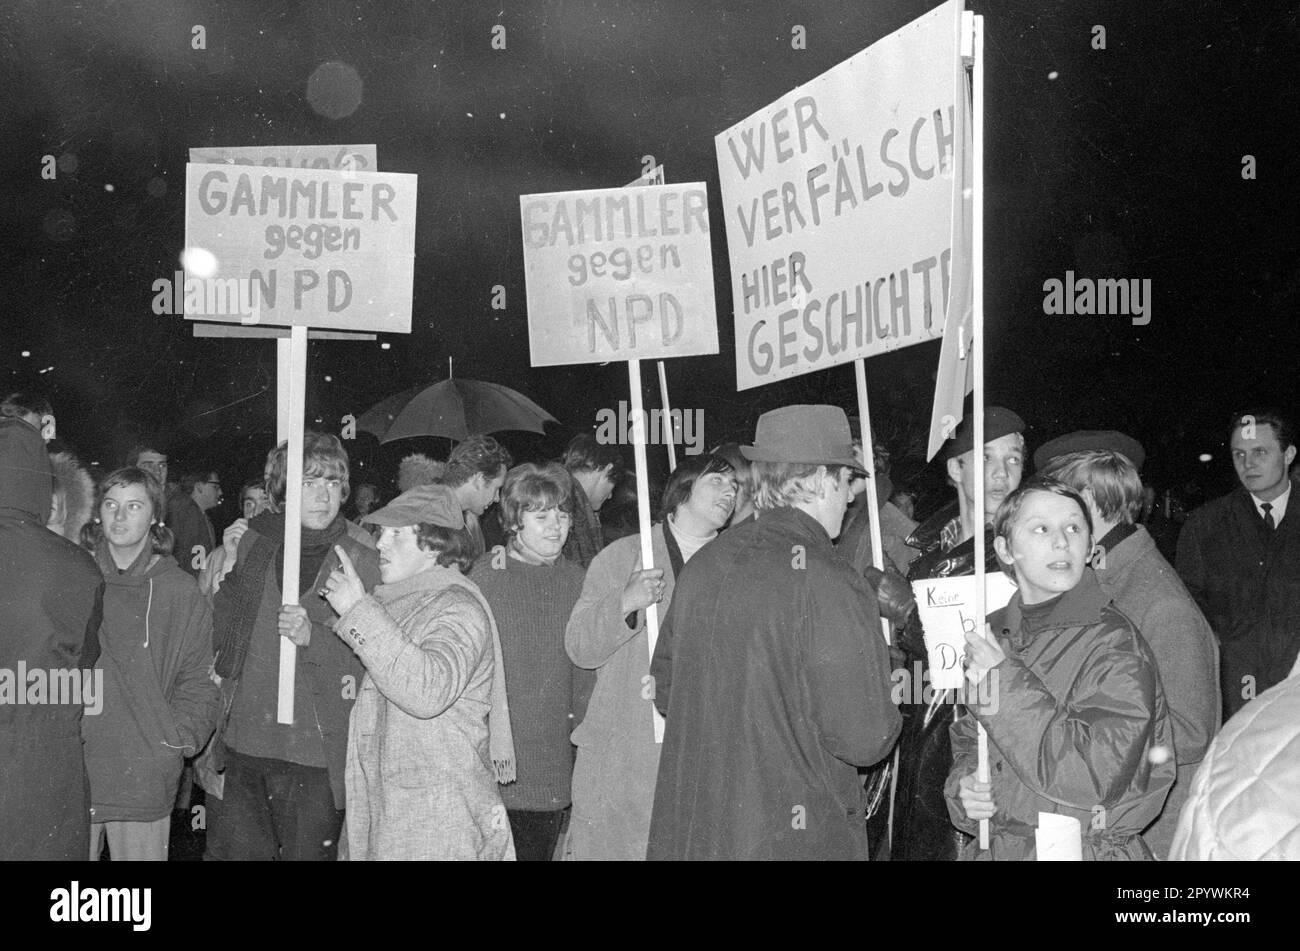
[714,0,968,848]
[185,145,415,724]
[520,180,719,742]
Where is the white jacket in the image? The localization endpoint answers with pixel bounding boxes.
[1169,672,1300,860]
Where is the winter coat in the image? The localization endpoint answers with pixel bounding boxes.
[565,524,675,861]
[1168,672,1300,860]
[1180,491,1300,722]
[165,484,214,579]
[82,545,221,822]
[1093,525,1220,858]
[648,507,901,860]
[837,474,919,578]
[213,521,380,809]
[334,566,515,860]
[945,569,1176,860]
[0,420,104,860]
[1176,487,1300,719]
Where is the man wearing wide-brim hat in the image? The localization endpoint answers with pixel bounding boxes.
[1039,430,1219,859]
[647,405,900,860]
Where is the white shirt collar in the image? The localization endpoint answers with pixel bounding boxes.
[1250,480,1291,525]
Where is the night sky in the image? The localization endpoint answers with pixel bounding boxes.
[3,0,1297,516]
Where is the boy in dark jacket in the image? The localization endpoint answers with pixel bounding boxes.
[203,433,380,861]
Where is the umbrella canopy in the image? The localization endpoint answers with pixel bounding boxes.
[356,379,559,444]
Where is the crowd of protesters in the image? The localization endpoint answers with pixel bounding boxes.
[2,385,1298,861]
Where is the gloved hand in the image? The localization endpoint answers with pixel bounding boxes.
[863,566,916,625]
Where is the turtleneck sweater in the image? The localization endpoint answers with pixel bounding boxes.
[667,515,716,563]
[1018,591,1066,635]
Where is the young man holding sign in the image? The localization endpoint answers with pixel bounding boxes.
[203,433,380,861]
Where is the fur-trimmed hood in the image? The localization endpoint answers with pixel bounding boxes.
[47,450,95,541]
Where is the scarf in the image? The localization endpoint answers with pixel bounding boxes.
[212,511,347,680]
[372,565,517,784]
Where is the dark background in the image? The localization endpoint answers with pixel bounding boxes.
[2,0,1297,524]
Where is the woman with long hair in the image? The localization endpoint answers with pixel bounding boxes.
[80,467,221,860]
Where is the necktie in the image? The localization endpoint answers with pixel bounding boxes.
[1262,502,1275,531]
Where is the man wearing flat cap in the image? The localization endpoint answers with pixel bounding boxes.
[1039,431,1219,859]
[647,405,900,860]
[319,483,516,860]
[879,406,1027,861]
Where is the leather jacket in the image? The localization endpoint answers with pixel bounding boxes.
[867,500,1003,860]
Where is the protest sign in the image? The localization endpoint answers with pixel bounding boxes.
[189,144,376,172]
[519,182,718,366]
[911,571,1016,690]
[184,163,416,332]
[715,0,963,390]
[926,70,975,460]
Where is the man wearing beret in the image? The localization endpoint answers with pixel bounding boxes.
[1039,431,1219,859]
[1176,408,1300,722]
[647,405,900,860]
[880,407,1027,861]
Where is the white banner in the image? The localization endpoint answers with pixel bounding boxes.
[716,0,963,390]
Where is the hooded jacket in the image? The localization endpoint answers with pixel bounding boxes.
[0,419,103,721]
[0,419,103,860]
[82,542,222,822]
[945,569,1176,860]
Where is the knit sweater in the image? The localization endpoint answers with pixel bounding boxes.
[470,551,586,811]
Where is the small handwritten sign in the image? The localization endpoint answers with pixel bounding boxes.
[911,572,1017,689]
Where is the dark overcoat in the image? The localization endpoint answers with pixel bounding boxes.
[648,506,900,860]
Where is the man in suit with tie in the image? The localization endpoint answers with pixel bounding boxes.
[1177,408,1300,721]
